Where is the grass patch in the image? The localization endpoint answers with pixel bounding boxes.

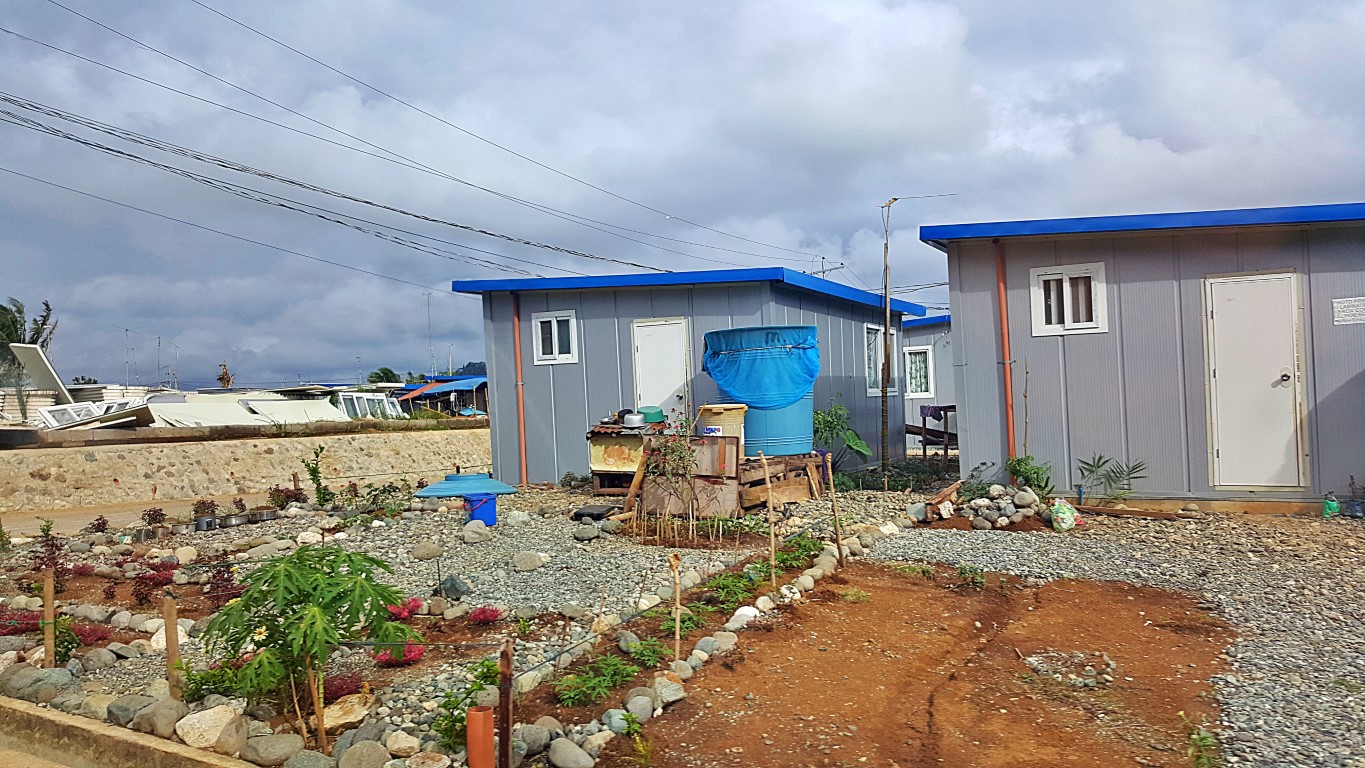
[1179,711,1222,768]
[705,572,755,610]
[891,562,936,580]
[836,588,870,603]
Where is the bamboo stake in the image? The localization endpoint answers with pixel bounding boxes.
[162,595,182,700]
[42,569,54,669]
[669,552,683,663]
[757,451,777,590]
[305,657,328,754]
[498,639,513,768]
[825,453,845,568]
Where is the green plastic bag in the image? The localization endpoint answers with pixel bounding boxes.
[1051,499,1077,532]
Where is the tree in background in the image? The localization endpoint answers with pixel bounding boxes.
[367,367,400,383]
[403,371,425,384]
[71,375,98,385]
[454,361,486,376]
[1,298,59,418]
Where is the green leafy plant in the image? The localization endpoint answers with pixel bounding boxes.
[957,563,986,588]
[201,546,419,752]
[705,573,755,610]
[659,610,705,637]
[631,734,655,767]
[180,662,245,703]
[813,397,873,470]
[29,518,69,593]
[432,658,501,749]
[0,520,10,552]
[1076,454,1149,505]
[517,617,532,636]
[554,655,640,707]
[1005,455,1055,497]
[958,462,997,502]
[621,711,643,738]
[50,615,79,665]
[560,472,591,488]
[836,588,870,603]
[301,446,335,507]
[774,533,825,569]
[627,638,667,667]
[892,563,936,580]
[743,561,782,581]
[1179,711,1222,768]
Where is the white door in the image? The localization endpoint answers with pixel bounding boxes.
[633,318,690,414]
[1205,273,1306,487]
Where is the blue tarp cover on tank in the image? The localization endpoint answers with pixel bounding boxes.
[702,325,819,410]
[415,473,517,498]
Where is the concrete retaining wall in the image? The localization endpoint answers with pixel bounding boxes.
[0,697,252,768]
[0,428,491,514]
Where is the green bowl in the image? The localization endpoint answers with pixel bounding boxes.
[638,406,666,423]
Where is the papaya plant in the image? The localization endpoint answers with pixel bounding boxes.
[201,546,419,754]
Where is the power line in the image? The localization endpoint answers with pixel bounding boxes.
[0,164,461,294]
[185,0,865,262]
[15,9,775,271]
[0,94,652,274]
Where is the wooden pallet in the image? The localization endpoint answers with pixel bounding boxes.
[737,453,824,509]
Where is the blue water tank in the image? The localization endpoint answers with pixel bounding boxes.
[718,389,814,456]
[703,325,819,457]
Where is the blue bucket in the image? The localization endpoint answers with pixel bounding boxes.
[466,493,497,526]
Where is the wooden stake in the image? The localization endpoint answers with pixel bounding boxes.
[42,569,54,669]
[162,595,182,701]
[498,639,513,768]
[292,471,302,491]
[304,657,327,754]
[621,452,649,518]
[825,453,845,568]
[669,552,683,663]
[757,451,777,590]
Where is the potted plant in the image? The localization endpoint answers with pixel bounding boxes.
[141,507,169,538]
[193,498,221,532]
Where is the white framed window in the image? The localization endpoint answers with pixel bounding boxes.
[863,323,898,395]
[532,310,578,365]
[903,345,933,398]
[1029,262,1108,336]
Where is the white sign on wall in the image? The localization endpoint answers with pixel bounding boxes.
[1332,297,1365,325]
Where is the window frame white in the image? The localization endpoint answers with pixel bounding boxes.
[1029,261,1108,337]
[863,323,899,396]
[902,345,934,399]
[531,310,579,365]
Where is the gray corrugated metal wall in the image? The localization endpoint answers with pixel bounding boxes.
[947,225,1365,501]
[901,322,955,448]
[480,282,904,484]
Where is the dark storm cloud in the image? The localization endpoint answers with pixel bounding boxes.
[1,0,1361,384]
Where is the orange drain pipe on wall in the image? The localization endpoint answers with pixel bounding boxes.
[512,294,529,485]
[993,238,1017,460]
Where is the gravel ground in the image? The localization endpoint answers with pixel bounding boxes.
[860,512,1365,768]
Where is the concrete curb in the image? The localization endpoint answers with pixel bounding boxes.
[0,696,253,768]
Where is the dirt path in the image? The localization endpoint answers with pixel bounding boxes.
[599,562,1230,768]
[3,491,274,536]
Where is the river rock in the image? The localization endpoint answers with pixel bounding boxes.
[434,574,472,600]
[512,552,544,572]
[175,704,238,749]
[1013,489,1039,507]
[516,724,551,755]
[337,740,389,768]
[410,541,443,561]
[82,647,117,671]
[385,730,420,757]
[283,751,335,768]
[625,695,653,722]
[406,754,452,768]
[79,692,116,721]
[106,694,156,727]
[320,693,378,733]
[547,737,594,768]
[129,697,189,739]
[572,526,600,542]
[462,520,492,544]
[242,734,306,767]
[216,715,250,756]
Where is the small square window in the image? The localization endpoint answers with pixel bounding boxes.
[863,324,898,395]
[532,310,578,365]
[1030,262,1107,336]
[903,346,933,398]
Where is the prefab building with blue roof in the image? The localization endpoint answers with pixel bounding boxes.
[453,267,926,485]
[920,201,1365,505]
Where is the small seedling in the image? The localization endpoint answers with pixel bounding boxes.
[836,588,870,603]
[631,734,654,767]
[892,563,935,580]
[621,711,643,737]
[957,563,986,588]
[1179,711,1222,768]
[517,617,532,636]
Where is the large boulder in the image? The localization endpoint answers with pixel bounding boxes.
[547,737,595,768]
[337,740,389,768]
[241,734,306,767]
[129,698,189,739]
[516,723,551,756]
[79,693,117,721]
[82,647,118,671]
[462,520,492,544]
[106,694,156,727]
[385,730,421,757]
[175,704,238,749]
[215,715,250,756]
[318,693,378,734]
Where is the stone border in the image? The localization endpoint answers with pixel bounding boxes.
[0,696,253,768]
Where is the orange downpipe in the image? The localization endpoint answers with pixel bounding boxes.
[512,294,529,485]
[993,239,1017,460]
[466,705,494,768]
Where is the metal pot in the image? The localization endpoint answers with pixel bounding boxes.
[622,412,647,428]
[256,509,280,522]
[170,523,192,535]
[219,514,249,528]
[246,511,264,524]
[194,516,218,532]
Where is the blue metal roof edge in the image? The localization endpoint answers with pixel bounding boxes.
[451,267,927,316]
[902,314,950,329]
[919,201,1365,249]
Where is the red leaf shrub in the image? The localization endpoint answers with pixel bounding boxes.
[146,560,179,573]
[131,570,174,606]
[102,582,118,601]
[385,597,424,621]
[373,642,425,667]
[323,671,365,703]
[72,623,112,646]
[71,563,96,577]
[0,609,41,636]
[467,606,506,625]
[266,485,308,510]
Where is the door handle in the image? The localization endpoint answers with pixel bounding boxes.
[1279,368,1293,383]
[1279,373,1291,382]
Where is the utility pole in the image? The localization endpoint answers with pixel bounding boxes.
[879,198,900,491]
[355,356,362,387]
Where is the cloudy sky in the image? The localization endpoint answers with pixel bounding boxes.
[3,1,1363,387]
